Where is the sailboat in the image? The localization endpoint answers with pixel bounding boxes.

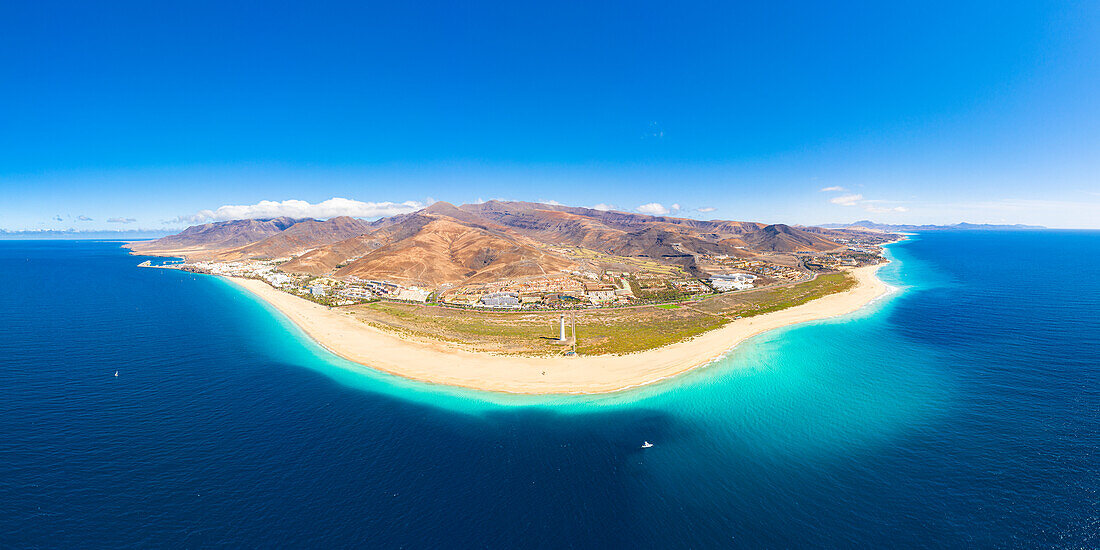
[114,371,118,377]
[641,441,653,448]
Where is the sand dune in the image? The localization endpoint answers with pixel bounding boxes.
[225,264,889,394]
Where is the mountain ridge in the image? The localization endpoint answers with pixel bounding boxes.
[126,201,873,286]
[822,220,1047,232]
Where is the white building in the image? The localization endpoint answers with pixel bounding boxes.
[479,291,520,307]
[711,273,756,292]
[395,288,431,302]
[340,287,374,300]
[266,273,293,287]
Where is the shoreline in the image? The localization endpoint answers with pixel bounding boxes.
[221,264,890,395]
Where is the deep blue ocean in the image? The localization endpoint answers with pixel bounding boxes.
[1,231,1098,548]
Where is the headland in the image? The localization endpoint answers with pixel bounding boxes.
[129,200,900,394]
[223,263,889,394]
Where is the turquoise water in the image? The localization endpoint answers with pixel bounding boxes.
[1,232,1097,546]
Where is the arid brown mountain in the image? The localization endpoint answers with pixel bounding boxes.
[129,200,848,285]
[126,217,301,256]
[455,201,835,258]
[741,224,840,252]
[461,207,632,250]
[280,213,438,275]
[333,217,575,286]
[460,200,764,235]
[212,216,375,261]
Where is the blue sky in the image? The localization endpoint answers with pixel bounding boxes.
[2,0,1098,230]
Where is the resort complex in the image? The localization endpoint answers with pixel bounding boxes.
[129,201,898,360]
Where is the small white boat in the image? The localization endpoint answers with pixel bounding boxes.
[641,441,653,448]
[114,371,118,377]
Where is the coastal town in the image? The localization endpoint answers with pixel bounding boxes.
[143,236,890,312]
[127,201,900,359]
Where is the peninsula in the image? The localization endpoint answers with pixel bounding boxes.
[128,201,899,393]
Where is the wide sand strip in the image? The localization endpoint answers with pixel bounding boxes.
[224,264,889,394]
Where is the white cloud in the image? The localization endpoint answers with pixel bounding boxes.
[107,217,137,224]
[862,205,909,213]
[696,206,716,213]
[830,194,864,206]
[538,199,563,206]
[636,202,681,216]
[178,197,424,223]
[827,193,909,213]
[76,215,93,221]
[820,186,846,192]
[591,203,615,211]
[52,215,63,222]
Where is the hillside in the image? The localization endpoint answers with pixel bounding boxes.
[334,217,575,286]
[129,200,849,286]
[212,216,375,261]
[742,224,840,252]
[456,201,833,258]
[278,214,435,275]
[127,217,300,256]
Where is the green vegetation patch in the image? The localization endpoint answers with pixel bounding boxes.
[695,272,856,318]
[574,312,726,355]
[346,272,854,356]
[351,301,727,356]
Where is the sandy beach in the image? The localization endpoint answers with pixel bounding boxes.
[224,264,890,394]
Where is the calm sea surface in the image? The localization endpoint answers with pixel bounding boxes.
[1,232,1097,547]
